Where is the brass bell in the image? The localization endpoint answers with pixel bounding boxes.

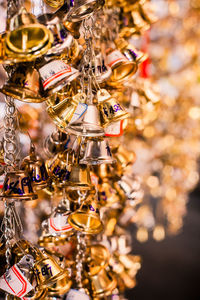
[21,145,49,190]
[66,164,93,190]
[89,268,117,298]
[115,37,148,64]
[85,244,110,276]
[68,195,103,234]
[33,248,69,289]
[105,48,138,86]
[80,137,116,165]
[45,250,72,296]
[97,89,130,127]
[5,7,53,55]
[98,181,122,207]
[67,0,104,22]
[63,20,82,39]
[112,145,136,171]
[38,59,80,96]
[48,150,72,186]
[47,93,86,131]
[44,130,69,158]
[67,104,105,137]
[0,64,45,103]
[0,167,38,201]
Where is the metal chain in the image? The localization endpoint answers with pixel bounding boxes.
[3,96,19,167]
[75,232,86,288]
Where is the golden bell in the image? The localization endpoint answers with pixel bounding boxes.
[47,273,72,296]
[98,181,122,207]
[80,137,116,165]
[97,89,130,127]
[106,48,138,86]
[44,130,68,158]
[89,268,117,298]
[66,164,93,190]
[63,20,82,39]
[38,59,80,97]
[67,0,104,22]
[34,248,68,289]
[6,7,53,55]
[21,145,49,190]
[0,167,38,201]
[47,93,86,131]
[112,145,136,171]
[85,244,110,276]
[0,64,45,103]
[68,196,103,234]
[115,37,148,64]
[67,104,104,137]
[48,150,72,186]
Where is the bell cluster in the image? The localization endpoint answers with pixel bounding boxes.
[0,0,199,299]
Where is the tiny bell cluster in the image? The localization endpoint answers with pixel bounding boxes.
[0,0,199,299]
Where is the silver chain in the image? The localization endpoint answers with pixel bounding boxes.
[3,96,19,167]
[75,232,86,288]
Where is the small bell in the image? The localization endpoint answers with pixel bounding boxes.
[48,150,72,186]
[80,137,115,165]
[0,64,45,103]
[105,48,138,86]
[47,93,86,131]
[67,104,104,137]
[21,145,49,190]
[0,167,38,201]
[98,181,122,207]
[85,244,110,276]
[5,7,53,55]
[33,248,69,289]
[97,89,130,127]
[38,59,79,96]
[66,164,93,190]
[115,37,148,64]
[89,268,117,298]
[112,145,136,172]
[68,195,103,234]
[63,20,82,39]
[44,130,69,158]
[67,0,104,22]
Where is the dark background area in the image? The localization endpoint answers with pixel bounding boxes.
[126,188,200,300]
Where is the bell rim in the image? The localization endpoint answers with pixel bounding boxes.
[47,277,72,295]
[6,24,52,54]
[0,85,45,103]
[67,123,105,137]
[64,183,93,190]
[107,61,138,85]
[68,212,103,234]
[4,36,53,63]
[0,193,38,201]
[79,157,116,165]
[67,0,99,22]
